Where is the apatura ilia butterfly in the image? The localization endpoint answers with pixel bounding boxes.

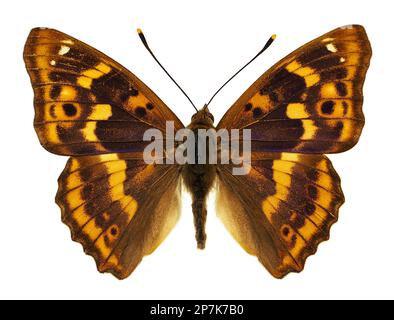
[23,25,371,279]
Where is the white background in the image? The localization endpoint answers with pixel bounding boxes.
[0,0,392,299]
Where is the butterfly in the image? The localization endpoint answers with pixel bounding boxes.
[23,25,371,279]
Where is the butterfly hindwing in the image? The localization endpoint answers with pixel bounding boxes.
[217,25,371,153]
[56,153,181,279]
[217,152,344,278]
[24,28,183,156]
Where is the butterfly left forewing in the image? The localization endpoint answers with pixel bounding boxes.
[56,153,181,279]
[218,25,371,153]
[24,28,183,155]
[217,152,344,278]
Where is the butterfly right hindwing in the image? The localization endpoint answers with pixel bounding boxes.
[217,152,343,278]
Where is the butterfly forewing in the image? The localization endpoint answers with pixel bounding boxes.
[218,25,371,154]
[24,28,183,156]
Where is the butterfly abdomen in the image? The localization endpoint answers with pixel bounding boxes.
[183,161,216,249]
[183,106,216,249]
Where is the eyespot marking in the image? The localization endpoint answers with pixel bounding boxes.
[63,103,77,117]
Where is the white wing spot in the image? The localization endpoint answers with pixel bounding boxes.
[322,37,334,43]
[62,39,74,45]
[326,43,337,53]
[50,60,56,66]
[58,45,70,55]
[340,57,346,63]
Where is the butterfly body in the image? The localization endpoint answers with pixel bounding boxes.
[182,106,216,249]
[24,25,371,279]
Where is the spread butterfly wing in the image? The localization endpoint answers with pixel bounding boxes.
[216,153,344,278]
[215,25,370,277]
[24,28,184,279]
[217,25,371,153]
[24,28,183,155]
[56,153,181,279]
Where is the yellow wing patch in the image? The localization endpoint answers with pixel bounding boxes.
[77,63,112,89]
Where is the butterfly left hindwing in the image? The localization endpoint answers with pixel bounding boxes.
[57,153,181,279]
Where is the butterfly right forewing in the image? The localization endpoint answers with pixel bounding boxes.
[218,25,371,154]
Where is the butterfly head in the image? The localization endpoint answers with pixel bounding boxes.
[190,104,214,127]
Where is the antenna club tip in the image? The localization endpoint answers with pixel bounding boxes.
[271,34,277,40]
[137,28,143,34]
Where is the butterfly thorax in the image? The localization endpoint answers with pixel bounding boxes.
[182,105,216,249]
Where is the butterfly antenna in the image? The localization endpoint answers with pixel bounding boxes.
[137,28,198,112]
[206,34,276,106]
